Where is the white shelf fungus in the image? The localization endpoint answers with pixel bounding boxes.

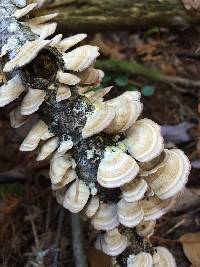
[91,203,119,230]
[125,119,164,162]
[63,180,90,213]
[97,147,139,188]
[153,247,176,267]
[121,178,148,202]
[95,228,127,256]
[117,199,144,227]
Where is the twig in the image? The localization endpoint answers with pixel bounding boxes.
[26,208,40,250]
[150,236,179,244]
[45,197,52,232]
[70,213,88,267]
[0,168,26,183]
[96,59,200,89]
[162,75,200,88]
[165,218,186,235]
[53,207,65,267]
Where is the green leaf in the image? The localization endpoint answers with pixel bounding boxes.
[143,27,160,38]
[114,75,129,87]
[142,86,155,96]
[102,74,112,84]
[127,84,138,91]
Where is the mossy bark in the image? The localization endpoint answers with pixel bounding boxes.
[35,0,199,32]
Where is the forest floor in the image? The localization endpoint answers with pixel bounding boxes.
[0,27,199,267]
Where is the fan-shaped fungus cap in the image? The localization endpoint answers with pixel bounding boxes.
[25,13,59,26]
[117,199,144,227]
[9,106,28,128]
[58,34,87,52]
[145,149,190,199]
[14,3,37,18]
[85,196,99,218]
[127,252,153,267]
[82,101,115,138]
[36,137,59,161]
[56,85,71,102]
[3,40,50,72]
[51,168,77,191]
[95,228,127,256]
[56,71,80,85]
[62,45,99,72]
[97,147,139,188]
[20,120,49,151]
[121,178,148,202]
[78,67,104,85]
[139,152,166,177]
[125,119,164,162]
[49,153,72,184]
[0,75,25,107]
[136,220,156,237]
[28,22,57,40]
[91,203,119,230]
[57,139,73,155]
[63,180,90,213]
[21,88,46,115]
[140,196,176,221]
[104,91,143,134]
[153,247,176,267]
[50,34,63,47]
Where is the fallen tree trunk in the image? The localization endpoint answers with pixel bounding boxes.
[35,0,200,32]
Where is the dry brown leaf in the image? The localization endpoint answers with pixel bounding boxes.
[135,40,159,55]
[172,188,200,212]
[87,247,111,267]
[90,34,123,60]
[135,40,163,62]
[0,195,21,215]
[179,232,200,267]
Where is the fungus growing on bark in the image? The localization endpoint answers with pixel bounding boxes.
[0,1,190,266]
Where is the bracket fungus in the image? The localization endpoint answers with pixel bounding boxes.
[117,199,144,227]
[91,203,119,230]
[144,149,190,199]
[0,0,190,266]
[136,220,156,238]
[127,252,153,267]
[9,106,28,128]
[153,247,177,267]
[121,178,148,202]
[95,228,128,256]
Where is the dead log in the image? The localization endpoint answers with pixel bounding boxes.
[34,0,200,32]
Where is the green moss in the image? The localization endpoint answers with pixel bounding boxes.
[96,59,163,82]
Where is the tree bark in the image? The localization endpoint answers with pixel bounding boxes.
[34,0,200,32]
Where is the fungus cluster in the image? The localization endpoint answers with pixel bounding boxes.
[0,1,191,266]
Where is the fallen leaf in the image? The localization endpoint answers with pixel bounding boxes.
[191,160,200,169]
[172,188,200,212]
[87,247,111,267]
[90,34,123,60]
[179,233,200,267]
[135,40,162,62]
[161,122,194,144]
[0,195,21,215]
